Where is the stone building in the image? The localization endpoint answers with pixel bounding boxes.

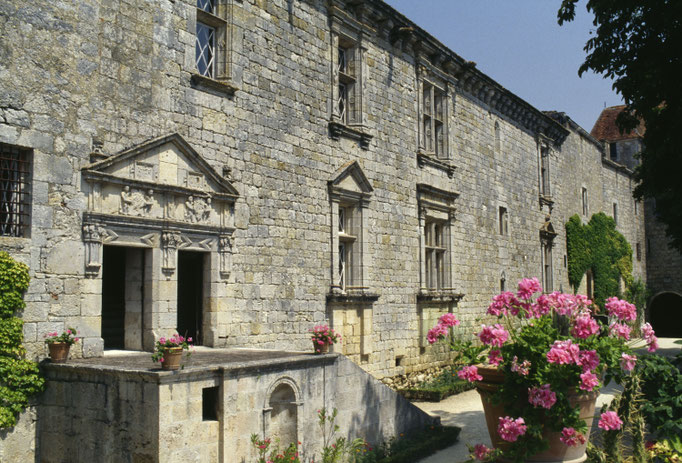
[0,0,663,460]
[591,105,682,337]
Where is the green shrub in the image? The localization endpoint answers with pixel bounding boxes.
[357,426,461,463]
[637,353,682,439]
[0,251,44,429]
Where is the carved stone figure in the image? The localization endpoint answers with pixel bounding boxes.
[120,186,134,214]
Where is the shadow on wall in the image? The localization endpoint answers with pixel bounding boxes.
[649,292,682,337]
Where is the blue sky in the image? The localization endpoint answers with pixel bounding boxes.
[383,0,623,132]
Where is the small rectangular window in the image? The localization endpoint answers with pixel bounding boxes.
[338,205,357,290]
[636,243,642,261]
[202,386,219,421]
[337,41,358,125]
[634,199,639,215]
[540,147,550,196]
[498,206,508,236]
[609,143,618,161]
[581,188,588,216]
[0,143,31,237]
[613,203,618,225]
[425,220,447,290]
[195,0,228,80]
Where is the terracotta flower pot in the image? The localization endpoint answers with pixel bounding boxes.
[475,365,598,463]
[161,347,183,370]
[48,342,71,363]
[313,340,330,354]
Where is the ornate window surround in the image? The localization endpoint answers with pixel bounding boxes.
[328,2,373,150]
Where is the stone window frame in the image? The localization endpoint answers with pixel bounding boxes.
[612,201,619,225]
[417,184,459,299]
[0,142,31,238]
[498,205,509,236]
[537,136,554,210]
[328,8,372,150]
[191,0,238,96]
[327,162,375,300]
[417,66,451,161]
[581,186,589,217]
[540,218,557,293]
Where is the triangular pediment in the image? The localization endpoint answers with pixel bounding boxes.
[329,161,373,196]
[83,133,238,198]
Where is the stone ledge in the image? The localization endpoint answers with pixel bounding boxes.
[328,121,373,150]
[190,73,238,97]
[416,291,465,303]
[326,291,380,304]
[417,152,457,178]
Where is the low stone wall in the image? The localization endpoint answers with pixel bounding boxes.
[34,349,434,462]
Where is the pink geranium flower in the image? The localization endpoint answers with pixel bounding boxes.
[439,312,460,327]
[517,278,542,300]
[528,384,557,409]
[605,297,637,321]
[488,349,503,366]
[578,349,600,372]
[620,353,637,371]
[579,372,600,391]
[458,365,483,383]
[511,356,531,376]
[473,443,492,461]
[478,324,509,347]
[571,312,600,339]
[497,416,527,442]
[609,322,632,340]
[546,340,580,365]
[598,411,623,431]
[560,427,586,447]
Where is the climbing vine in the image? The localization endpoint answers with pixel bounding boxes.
[565,213,633,308]
[0,251,44,429]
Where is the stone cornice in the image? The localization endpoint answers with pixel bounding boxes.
[333,0,570,146]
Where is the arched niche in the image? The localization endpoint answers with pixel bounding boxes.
[649,292,682,337]
[263,377,302,448]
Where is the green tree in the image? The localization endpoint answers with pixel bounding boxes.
[558,0,682,251]
[0,252,44,429]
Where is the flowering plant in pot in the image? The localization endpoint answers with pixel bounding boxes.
[310,325,341,354]
[44,327,79,363]
[151,333,193,370]
[428,277,659,463]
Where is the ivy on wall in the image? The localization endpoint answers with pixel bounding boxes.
[565,213,633,308]
[0,251,44,429]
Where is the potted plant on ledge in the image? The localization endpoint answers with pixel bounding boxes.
[310,325,341,354]
[428,277,659,463]
[44,328,79,363]
[151,334,193,370]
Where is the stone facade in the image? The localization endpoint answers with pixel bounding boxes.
[0,0,665,459]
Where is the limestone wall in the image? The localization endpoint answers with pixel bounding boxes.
[0,0,647,376]
[34,352,434,462]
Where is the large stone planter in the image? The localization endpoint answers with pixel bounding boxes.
[475,365,598,463]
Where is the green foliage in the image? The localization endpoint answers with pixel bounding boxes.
[637,353,682,439]
[250,435,301,463]
[558,0,682,253]
[0,251,44,429]
[624,278,650,335]
[398,367,474,402]
[565,213,633,308]
[588,373,649,463]
[318,408,367,463]
[355,426,461,463]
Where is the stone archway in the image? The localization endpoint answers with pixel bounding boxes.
[263,377,302,448]
[649,292,682,337]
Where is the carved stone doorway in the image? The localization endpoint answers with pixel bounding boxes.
[102,246,125,349]
[102,245,150,350]
[177,250,206,345]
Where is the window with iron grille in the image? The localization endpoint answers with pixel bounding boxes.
[0,143,31,237]
[195,0,228,79]
[421,82,447,159]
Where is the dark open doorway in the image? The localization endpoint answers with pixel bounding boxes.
[650,292,682,338]
[102,246,126,349]
[177,251,205,345]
